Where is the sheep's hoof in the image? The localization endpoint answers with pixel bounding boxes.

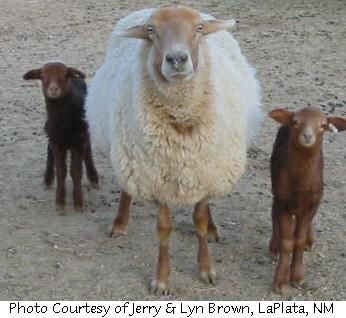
[108,224,127,238]
[200,268,217,285]
[269,243,279,260]
[56,203,66,214]
[44,183,53,190]
[208,227,221,243]
[90,181,100,190]
[150,279,170,295]
[273,282,290,295]
[74,203,84,212]
[304,241,315,252]
[291,279,305,290]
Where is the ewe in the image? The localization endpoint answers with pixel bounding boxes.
[86,6,261,293]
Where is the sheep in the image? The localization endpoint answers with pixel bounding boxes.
[23,61,99,211]
[86,5,261,294]
[268,107,346,294]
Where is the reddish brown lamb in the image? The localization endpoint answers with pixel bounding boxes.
[268,107,346,294]
[23,61,99,211]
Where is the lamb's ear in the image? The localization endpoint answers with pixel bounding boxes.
[328,116,346,132]
[115,25,149,40]
[269,109,294,125]
[23,68,42,80]
[202,19,237,35]
[67,67,86,79]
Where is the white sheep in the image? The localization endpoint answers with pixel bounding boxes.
[86,5,261,294]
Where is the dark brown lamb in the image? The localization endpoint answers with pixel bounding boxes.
[268,106,346,294]
[23,61,99,211]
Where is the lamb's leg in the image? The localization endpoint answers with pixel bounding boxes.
[84,138,99,189]
[194,199,216,284]
[44,143,54,188]
[109,191,131,237]
[305,223,315,251]
[291,211,316,288]
[207,204,220,242]
[52,146,67,211]
[151,203,172,295]
[269,198,280,259]
[273,210,294,294]
[70,147,84,211]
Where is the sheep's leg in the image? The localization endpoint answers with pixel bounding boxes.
[84,138,99,189]
[70,148,84,211]
[53,146,67,211]
[108,191,131,237]
[151,204,172,295]
[291,211,316,287]
[305,223,315,251]
[273,211,294,294]
[194,200,216,284]
[44,143,54,188]
[269,198,280,259]
[207,204,220,242]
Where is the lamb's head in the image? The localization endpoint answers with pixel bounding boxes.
[269,107,346,149]
[23,62,85,100]
[119,6,236,84]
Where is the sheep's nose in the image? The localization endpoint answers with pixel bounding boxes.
[48,85,60,97]
[303,133,313,142]
[165,52,188,68]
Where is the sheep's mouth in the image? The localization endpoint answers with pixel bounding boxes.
[165,71,194,82]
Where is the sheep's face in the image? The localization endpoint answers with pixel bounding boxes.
[269,107,346,149]
[23,62,85,100]
[119,6,236,84]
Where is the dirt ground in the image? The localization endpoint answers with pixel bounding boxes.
[0,0,345,301]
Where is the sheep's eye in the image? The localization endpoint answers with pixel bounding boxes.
[291,119,299,126]
[321,123,328,130]
[196,24,204,33]
[147,24,155,34]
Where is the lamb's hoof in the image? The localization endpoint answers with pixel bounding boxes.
[150,279,170,295]
[44,183,53,190]
[270,251,279,261]
[208,228,221,243]
[90,181,100,190]
[304,242,315,252]
[273,282,290,295]
[74,203,84,212]
[108,224,127,238]
[291,275,305,289]
[269,244,279,260]
[56,203,66,215]
[200,268,217,285]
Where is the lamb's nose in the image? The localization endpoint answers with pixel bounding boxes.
[165,52,188,67]
[303,133,312,142]
[48,85,60,96]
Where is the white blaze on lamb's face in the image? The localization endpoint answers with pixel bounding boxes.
[119,6,237,84]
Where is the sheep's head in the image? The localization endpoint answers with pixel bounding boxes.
[269,107,346,149]
[118,6,236,84]
[23,62,85,100]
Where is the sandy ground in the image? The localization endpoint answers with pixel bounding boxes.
[0,0,345,300]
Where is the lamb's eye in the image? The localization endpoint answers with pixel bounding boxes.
[321,123,328,130]
[291,119,298,126]
[147,24,155,34]
[196,24,204,33]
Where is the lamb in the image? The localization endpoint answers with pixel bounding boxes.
[268,107,346,294]
[23,61,99,211]
[86,5,261,294]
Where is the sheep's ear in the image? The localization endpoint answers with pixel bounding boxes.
[328,117,346,132]
[23,68,42,80]
[115,25,149,40]
[269,109,294,125]
[202,19,237,35]
[67,67,86,79]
